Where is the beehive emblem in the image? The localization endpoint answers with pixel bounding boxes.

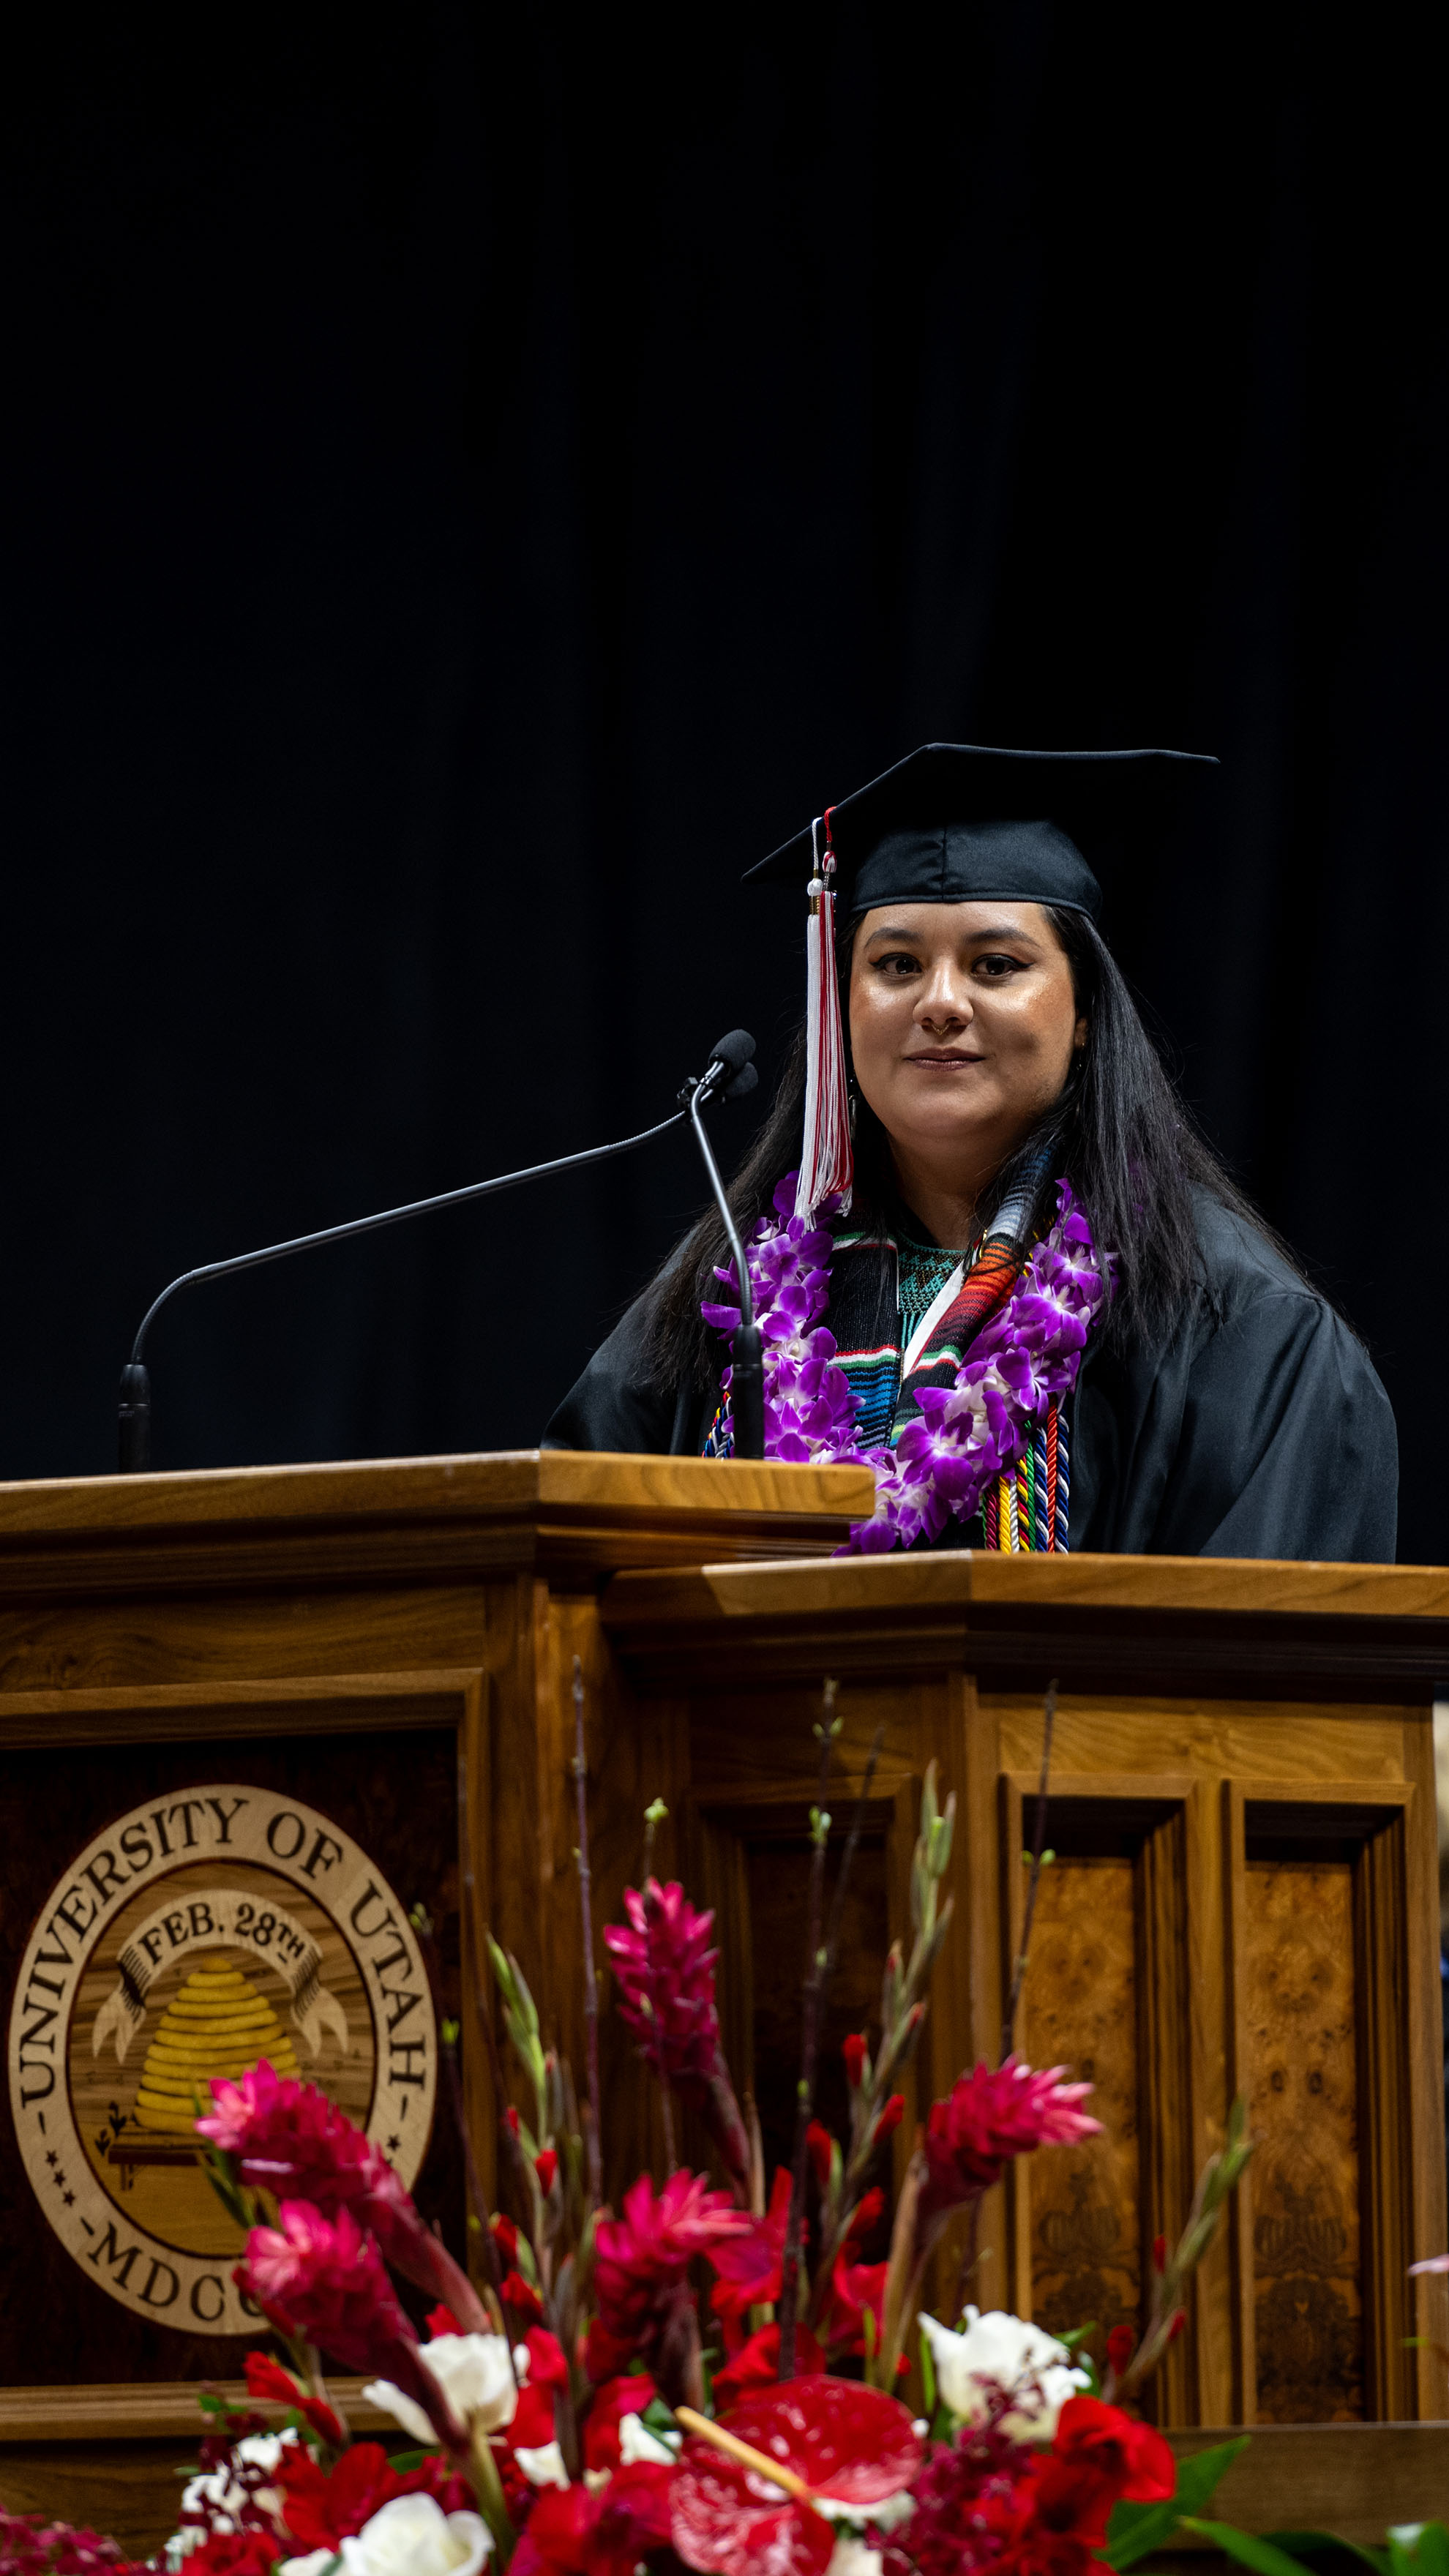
[133,1956,302,2136]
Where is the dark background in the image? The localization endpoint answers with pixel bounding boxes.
[4,7,1445,1557]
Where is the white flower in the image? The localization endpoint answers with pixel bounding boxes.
[827,2543,883,2576]
[364,2333,523,2446]
[513,2441,571,2489]
[278,2556,341,2576]
[179,2430,297,2534]
[921,2307,1090,2443]
[339,2495,490,2576]
[618,2412,679,2465]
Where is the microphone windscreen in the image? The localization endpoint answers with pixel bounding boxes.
[722,1060,759,1099]
[708,1028,756,1077]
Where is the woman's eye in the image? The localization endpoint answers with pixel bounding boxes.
[977,953,1026,978]
[875,951,920,977]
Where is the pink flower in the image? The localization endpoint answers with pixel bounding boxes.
[603,1881,722,2086]
[198,2062,484,2329]
[594,2169,752,2378]
[922,2059,1101,2219]
[237,2204,463,2451]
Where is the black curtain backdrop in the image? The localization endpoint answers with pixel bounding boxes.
[4,8,1445,1557]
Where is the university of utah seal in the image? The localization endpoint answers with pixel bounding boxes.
[7,1783,436,2333]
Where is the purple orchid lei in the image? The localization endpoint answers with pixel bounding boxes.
[703,1170,1112,1554]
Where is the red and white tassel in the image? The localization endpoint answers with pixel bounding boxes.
[795,809,853,1220]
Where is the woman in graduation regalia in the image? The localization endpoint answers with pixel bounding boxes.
[544,746,1397,1561]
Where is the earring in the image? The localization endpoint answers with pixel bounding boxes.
[848,1081,858,1137]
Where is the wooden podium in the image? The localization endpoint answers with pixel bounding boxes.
[1,1453,1446,2547]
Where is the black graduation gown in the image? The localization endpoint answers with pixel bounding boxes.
[542,1191,1399,1562]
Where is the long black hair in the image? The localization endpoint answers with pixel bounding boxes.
[647,905,1298,1393]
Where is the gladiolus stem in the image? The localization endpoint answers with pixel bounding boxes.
[1000,1680,1057,2062]
[675,2405,816,2502]
[467,2419,517,2564]
[777,1683,839,2376]
[572,1655,604,2209]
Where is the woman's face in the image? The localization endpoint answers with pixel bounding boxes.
[847,901,1086,1186]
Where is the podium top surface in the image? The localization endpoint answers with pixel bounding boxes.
[0,1449,879,1590]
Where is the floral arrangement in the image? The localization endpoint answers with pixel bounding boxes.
[703,1175,1109,1553]
[5,1694,1447,2576]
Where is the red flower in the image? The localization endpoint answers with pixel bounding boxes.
[713,2323,825,2408]
[237,2205,461,2450]
[1104,2324,1134,2376]
[160,2539,279,2576]
[807,2122,834,2188]
[842,2187,885,2250]
[921,2059,1101,2218]
[501,2267,546,2325]
[842,2032,868,2089]
[493,2214,519,2262]
[583,2373,658,2472]
[819,2252,891,2363]
[535,2149,559,2196]
[242,2351,344,2449]
[875,2093,905,2144]
[275,2443,467,2548]
[512,2463,673,2576]
[502,2325,571,2448]
[880,2431,1029,2576]
[1053,2394,1175,2500]
[708,2166,796,2350]
[594,2168,752,2370]
[603,1880,722,2086]
[673,2380,924,2576]
[0,2514,147,2576]
[199,2063,483,2328]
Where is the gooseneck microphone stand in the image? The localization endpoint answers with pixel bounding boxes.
[680,1035,763,1461]
[116,1029,762,1471]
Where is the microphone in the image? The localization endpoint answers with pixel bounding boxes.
[116,1030,760,1472]
[679,1029,764,1461]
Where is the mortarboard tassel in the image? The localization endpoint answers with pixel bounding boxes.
[795,808,854,1221]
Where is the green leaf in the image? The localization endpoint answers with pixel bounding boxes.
[386,2449,430,2471]
[1103,2438,1250,2569]
[1260,2532,1390,2576]
[917,2321,937,2421]
[1183,2519,1327,2576]
[1388,2530,1449,2576]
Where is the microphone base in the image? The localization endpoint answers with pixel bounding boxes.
[118,1363,152,1474]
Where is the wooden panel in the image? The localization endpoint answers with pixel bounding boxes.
[1242,1857,1365,2422]
[1020,1852,1144,2352]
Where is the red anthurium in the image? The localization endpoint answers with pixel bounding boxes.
[713,2322,825,2409]
[673,2379,924,2576]
[708,2166,797,2351]
[583,2373,659,2471]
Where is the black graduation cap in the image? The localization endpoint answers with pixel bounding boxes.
[752,742,1218,1222]
[746,742,1218,921]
